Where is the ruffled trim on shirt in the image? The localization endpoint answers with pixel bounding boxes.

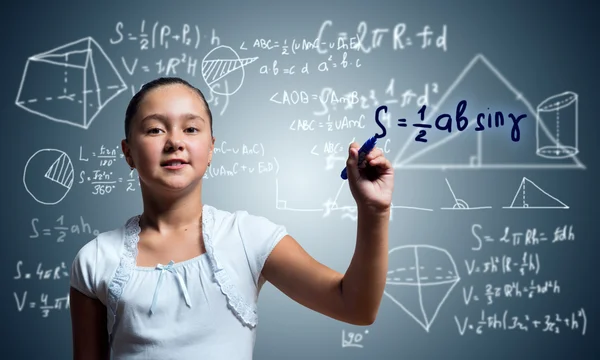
[202,205,259,328]
[107,214,141,337]
[105,205,258,338]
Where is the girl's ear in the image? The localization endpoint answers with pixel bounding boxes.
[121,139,134,169]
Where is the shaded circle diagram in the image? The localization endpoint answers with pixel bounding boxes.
[23,148,74,205]
[384,245,460,332]
[201,45,258,96]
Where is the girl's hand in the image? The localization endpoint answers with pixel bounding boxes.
[345,142,394,213]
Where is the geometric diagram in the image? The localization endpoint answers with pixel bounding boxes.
[23,149,74,205]
[502,176,569,209]
[536,91,579,159]
[384,245,460,332]
[274,177,433,221]
[392,54,586,170]
[440,178,491,210]
[201,45,258,97]
[15,37,128,130]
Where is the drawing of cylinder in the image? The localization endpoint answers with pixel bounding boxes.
[536,91,579,159]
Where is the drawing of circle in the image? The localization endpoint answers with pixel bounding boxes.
[23,148,74,205]
[201,45,257,96]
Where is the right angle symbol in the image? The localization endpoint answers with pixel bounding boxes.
[384,245,460,332]
[503,176,569,209]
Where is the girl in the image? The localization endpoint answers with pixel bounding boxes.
[69,77,394,360]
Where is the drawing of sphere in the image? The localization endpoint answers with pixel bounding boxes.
[384,245,460,332]
[201,45,258,96]
[23,149,74,205]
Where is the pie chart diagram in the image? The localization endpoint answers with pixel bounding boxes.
[23,148,74,205]
[201,45,258,96]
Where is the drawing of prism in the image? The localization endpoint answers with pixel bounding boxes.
[15,36,128,129]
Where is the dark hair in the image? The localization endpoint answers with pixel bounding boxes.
[124,77,213,141]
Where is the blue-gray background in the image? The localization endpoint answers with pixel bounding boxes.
[1,0,598,359]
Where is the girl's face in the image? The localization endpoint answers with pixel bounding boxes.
[121,83,214,195]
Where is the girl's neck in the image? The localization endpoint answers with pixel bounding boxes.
[139,185,204,233]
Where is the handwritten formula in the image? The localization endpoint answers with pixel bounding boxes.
[455,308,587,336]
[110,20,220,50]
[14,291,70,318]
[395,101,527,142]
[455,222,584,337]
[29,216,100,242]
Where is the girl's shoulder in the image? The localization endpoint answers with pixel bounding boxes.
[70,215,139,303]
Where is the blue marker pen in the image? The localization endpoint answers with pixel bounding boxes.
[340,105,389,180]
[340,136,378,180]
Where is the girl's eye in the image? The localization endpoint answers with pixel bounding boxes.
[186,127,198,133]
[148,128,163,134]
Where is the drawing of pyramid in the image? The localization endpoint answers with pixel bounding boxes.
[384,245,460,332]
[503,177,568,209]
[393,54,585,170]
[15,37,128,129]
[201,45,258,96]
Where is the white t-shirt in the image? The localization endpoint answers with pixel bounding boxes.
[70,204,288,359]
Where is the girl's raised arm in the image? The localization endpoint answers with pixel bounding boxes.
[262,143,394,325]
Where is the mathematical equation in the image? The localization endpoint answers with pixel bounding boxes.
[341,329,369,348]
[290,114,366,133]
[309,138,393,157]
[394,101,527,142]
[455,308,587,336]
[78,169,140,196]
[14,261,69,281]
[119,53,203,88]
[464,252,540,276]
[203,158,280,179]
[313,20,448,54]
[270,89,358,106]
[471,224,575,250]
[212,142,266,156]
[14,291,70,318]
[269,82,438,116]
[110,20,221,50]
[77,144,141,195]
[258,52,361,76]
[29,216,100,242]
[462,280,560,306]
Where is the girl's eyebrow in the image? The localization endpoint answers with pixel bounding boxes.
[140,113,206,124]
[182,113,206,123]
[140,113,167,124]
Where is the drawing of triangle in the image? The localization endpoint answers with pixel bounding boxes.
[393,54,585,170]
[504,177,568,209]
[44,153,73,189]
[87,37,128,110]
[384,286,430,332]
[326,181,357,215]
[419,279,459,330]
[32,37,91,68]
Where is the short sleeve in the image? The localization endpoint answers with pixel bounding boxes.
[237,211,288,285]
[70,238,99,299]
